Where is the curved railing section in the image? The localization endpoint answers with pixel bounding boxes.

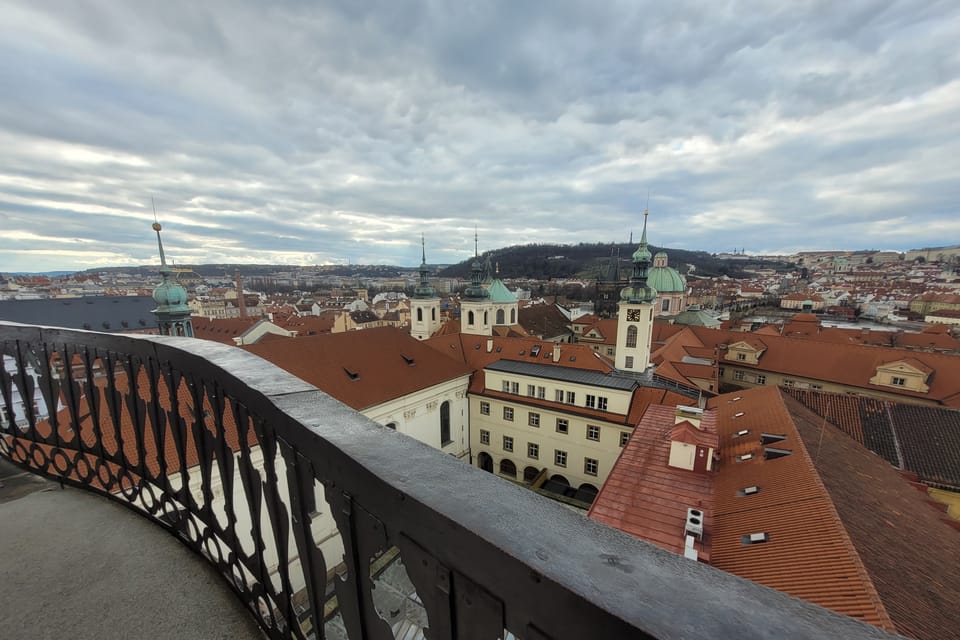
[0,322,896,640]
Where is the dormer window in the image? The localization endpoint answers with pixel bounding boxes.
[737,353,746,361]
[891,376,906,386]
[764,447,792,460]
[759,433,786,445]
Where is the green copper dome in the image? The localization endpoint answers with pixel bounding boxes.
[632,245,652,263]
[620,283,657,303]
[647,266,686,293]
[488,279,517,303]
[153,272,189,308]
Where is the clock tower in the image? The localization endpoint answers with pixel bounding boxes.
[615,210,657,372]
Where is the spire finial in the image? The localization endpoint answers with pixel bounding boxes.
[496,261,500,275]
[640,209,649,246]
[421,233,426,264]
[474,226,479,258]
[151,197,167,268]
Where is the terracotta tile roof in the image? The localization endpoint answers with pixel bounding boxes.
[706,388,894,631]
[516,304,571,339]
[243,327,472,411]
[589,404,716,560]
[687,326,960,406]
[670,420,718,448]
[785,388,960,491]
[190,317,261,345]
[785,393,960,640]
[425,333,613,374]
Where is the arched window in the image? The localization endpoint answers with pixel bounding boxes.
[499,459,517,477]
[661,299,670,312]
[483,311,488,324]
[468,310,475,325]
[626,325,638,348]
[496,309,505,324]
[431,307,436,321]
[510,308,516,323]
[440,401,451,444]
[417,308,423,322]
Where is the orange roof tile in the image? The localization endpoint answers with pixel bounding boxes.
[243,327,472,411]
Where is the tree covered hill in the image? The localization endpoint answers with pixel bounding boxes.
[438,242,738,280]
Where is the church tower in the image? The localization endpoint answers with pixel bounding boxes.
[410,235,441,340]
[150,221,194,337]
[615,210,657,372]
[460,231,493,336]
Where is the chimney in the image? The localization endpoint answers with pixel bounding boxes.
[553,343,561,362]
[236,271,247,318]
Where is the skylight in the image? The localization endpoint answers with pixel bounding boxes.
[735,453,753,462]
[733,429,749,438]
[738,486,760,496]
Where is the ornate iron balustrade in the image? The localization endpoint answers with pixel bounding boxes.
[0,322,896,640]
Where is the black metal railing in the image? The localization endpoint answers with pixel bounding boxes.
[0,322,896,639]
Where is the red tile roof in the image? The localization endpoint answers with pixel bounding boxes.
[243,327,472,411]
[785,393,960,640]
[589,404,716,560]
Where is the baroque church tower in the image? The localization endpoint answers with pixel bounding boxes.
[410,235,441,340]
[150,221,194,337]
[615,210,657,372]
[460,231,493,336]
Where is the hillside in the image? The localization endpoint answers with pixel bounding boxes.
[438,242,743,280]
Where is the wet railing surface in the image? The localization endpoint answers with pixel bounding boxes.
[0,322,897,640]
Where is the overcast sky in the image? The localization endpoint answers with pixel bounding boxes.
[1,1,958,272]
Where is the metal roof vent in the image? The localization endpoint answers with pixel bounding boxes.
[739,486,760,496]
[684,508,704,539]
[742,532,769,545]
[734,411,745,418]
[736,453,753,462]
[733,429,749,438]
[684,535,699,561]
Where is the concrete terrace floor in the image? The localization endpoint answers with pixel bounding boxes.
[0,457,263,640]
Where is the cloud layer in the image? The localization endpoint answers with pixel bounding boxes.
[1,1,958,271]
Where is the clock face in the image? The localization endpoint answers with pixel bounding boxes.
[626,309,643,322]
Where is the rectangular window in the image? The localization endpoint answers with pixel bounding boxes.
[556,418,569,434]
[584,457,598,476]
[503,407,514,421]
[625,356,634,368]
[527,384,536,397]
[480,430,490,445]
[619,432,630,447]
[527,443,539,459]
[502,436,513,452]
[555,450,567,467]
[479,401,490,416]
[537,386,546,399]
[811,384,823,390]
[528,412,540,427]
[606,347,614,356]
[566,391,576,404]
[783,379,794,387]
[555,389,564,402]
[510,381,519,394]
[737,352,746,361]
[891,376,906,386]
[755,375,766,385]
[587,425,600,441]
[597,397,608,411]
[502,380,510,393]
[719,366,725,376]
[734,370,745,381]
[585,394,596,408]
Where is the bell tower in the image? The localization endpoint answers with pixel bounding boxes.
[460,230,493,336]
[150,221,194,337]
[615,210,657,371]
[410,235,441,340]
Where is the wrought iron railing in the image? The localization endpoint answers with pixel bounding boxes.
[0,322,895,639]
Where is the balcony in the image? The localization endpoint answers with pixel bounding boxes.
[0,321,897,639]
